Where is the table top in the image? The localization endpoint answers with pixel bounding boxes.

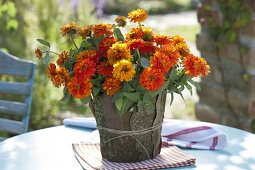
[0,119,255,170]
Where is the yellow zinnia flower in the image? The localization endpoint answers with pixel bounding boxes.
[113,59,136,82]
[128,8,148,23]
[107,42,131,64]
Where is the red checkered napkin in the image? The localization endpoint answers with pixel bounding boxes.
[72,143,196,170]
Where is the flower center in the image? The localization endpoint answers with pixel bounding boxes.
[121,66,129,72]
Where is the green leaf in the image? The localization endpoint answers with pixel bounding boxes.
[115,97,123,111]
[180,74,191,83]
[149,79,170,97]
[42,51,50,64]
[60,87,71,103]
[81,41,93,50]
[189,79,201,91]
[168,81,178,93]
[170,93,174,106]
[113,27,124,41]
[115,97,133,115]
[80,96,91,104]
[63,60,72,71]
[169,69,182,81]
[37,39,50,48]
[177,85,185,93]
[122,82,135,92]
[112,92,124,102]
[120,97,133,115]
[140,57,150,68]
[124,92,141,102]
[176,91,186,105]
[92,87,101,96]
[184,82,193,95]
[142,93,155,112]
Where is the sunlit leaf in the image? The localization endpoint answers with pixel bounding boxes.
[37,39,50,48]
[113,26,124,41]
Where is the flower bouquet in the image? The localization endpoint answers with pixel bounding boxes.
[35,9,209,163]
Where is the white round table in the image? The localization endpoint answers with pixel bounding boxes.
[0,120,254,170]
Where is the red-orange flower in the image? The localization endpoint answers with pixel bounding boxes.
[35,48,43,60]
[57,51,69,66]
[73,58,96,78]
[183,54,210,77]
[46,63,70,88]
[97,61,113,77]
[152,34,172,45]
[103,77,122,96]
[92,24,113,37]
[139,67,165,91]
[99,37,117,54]
[151,51,175,73]
[139,41,155,55]
[67,77,92,99]
[127,39,145,50]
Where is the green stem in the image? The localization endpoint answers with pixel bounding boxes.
[136,49,141,65]
[70,34,79,50]
[43,51,59,55]
[138,22,142,28]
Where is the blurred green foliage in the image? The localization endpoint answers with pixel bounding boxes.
[104,0,198,15]
[0,0,96,130]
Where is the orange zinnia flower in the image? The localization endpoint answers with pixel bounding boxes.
[60,22,78,36]
[183,54,210,77]
[103,77,122,96]
[67,77,92,99]
[115,16,127,27]
[57,51,69,66]
[77,25,91,39]
[97,61,113,77]
[128,8,148,23]
[91,24,113,38]
[139,67,165,91]
[171,35,190,57]
[126,28,144,40]
[158,44,179,65]
[35,48,43,60]
[46,63,70,88]
[73,58,96,79]
[151,51,176,73]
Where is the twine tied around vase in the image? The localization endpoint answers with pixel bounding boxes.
[97,122,163,159]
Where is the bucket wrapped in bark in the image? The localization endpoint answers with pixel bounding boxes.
[89,92,167,163]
